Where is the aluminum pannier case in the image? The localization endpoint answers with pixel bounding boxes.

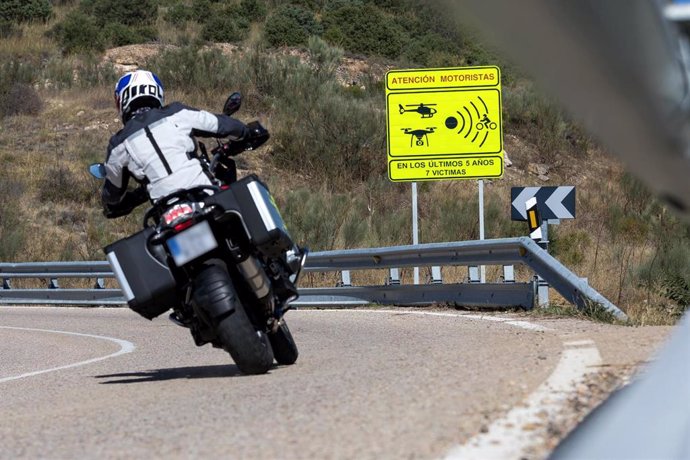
[204,174,293,257]
[104,227,181,320]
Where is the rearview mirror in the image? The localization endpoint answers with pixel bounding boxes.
[89,163,106,179]
[223,92,242,116]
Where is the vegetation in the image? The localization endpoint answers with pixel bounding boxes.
[0,0,687,324]
[264,4,321,47]
[0,0,52,23]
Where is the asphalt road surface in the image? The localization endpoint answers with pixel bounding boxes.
[0,307,670,459]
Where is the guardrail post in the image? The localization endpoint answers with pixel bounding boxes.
[94,278,105,289]
[48,278,59,289]
[502,265,515,283]
[387,268,401,285]
[468,266,480,283]
[3,278,10,289]
[338,271,352,287]
[429,266,443,284]
[538,277,549,307]
[537,221,550,306]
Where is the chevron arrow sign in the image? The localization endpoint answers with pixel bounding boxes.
[511,186,576,221]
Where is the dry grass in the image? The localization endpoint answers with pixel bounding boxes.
[155,16,202,46]
[0,23,56,57]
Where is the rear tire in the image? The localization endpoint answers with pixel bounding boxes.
[193,264,274,375]
[269,320,299,365]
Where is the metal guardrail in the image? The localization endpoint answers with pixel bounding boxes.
[0,237,627,320]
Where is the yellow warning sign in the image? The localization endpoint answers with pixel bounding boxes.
[386,66,504,182]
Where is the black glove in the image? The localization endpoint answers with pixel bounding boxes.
[244,121,270,150]
[103,186,149,219]
[216,121,270,157]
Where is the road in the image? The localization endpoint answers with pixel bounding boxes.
[0,307,670,459]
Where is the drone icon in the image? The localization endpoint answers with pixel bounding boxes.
[402,127,436,147]
[399,103,437,118]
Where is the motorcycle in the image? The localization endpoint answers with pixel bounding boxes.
[89,92,306,375]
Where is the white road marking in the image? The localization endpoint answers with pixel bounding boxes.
[309,308,551,331]
[0,326,135,383]
[444,340,602,460]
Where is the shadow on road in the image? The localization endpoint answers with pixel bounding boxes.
[95,364,246,383]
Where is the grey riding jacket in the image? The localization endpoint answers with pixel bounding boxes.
[102,102,248,205]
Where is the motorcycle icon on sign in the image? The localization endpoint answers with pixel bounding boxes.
[476,114,497,130]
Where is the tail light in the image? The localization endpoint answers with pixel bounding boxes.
[162,203,196,232]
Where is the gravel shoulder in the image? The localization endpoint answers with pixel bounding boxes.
[485,312,675,459]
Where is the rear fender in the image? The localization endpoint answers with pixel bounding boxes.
[192,262,237,322]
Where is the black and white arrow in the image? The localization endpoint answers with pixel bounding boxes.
[511,186,576,221]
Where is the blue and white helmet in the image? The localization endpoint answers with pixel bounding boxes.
[114,70,164,122]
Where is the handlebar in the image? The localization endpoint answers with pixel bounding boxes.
[211,120,270,158]
[206,121,269,179]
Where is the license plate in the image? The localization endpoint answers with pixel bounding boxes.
[166,220,218,266]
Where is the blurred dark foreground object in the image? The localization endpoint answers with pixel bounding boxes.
[443,1,690,458]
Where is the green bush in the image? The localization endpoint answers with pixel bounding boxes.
[0,60,43,118]
[167,0,258,35]
[400,35,462,67]
[163,2,194,25]
[55,0,160,49]
[148,45,235,96]
[0,0,51,23]
[104,22,157,47]
[264,4,321,47]
[51,11,105,54]
[239,0,267,21]
[201,15,249,43]
[321,3,405,58]
[79,0,158,27]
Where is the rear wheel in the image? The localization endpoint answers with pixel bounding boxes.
[193,264,274,375]
[269,320,298,365]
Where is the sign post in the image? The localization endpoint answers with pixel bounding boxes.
[386,66,504,284]
[412,182,419,284]
[478,179,485,282]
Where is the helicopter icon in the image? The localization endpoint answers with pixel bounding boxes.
[398,103,437,118]
[402,127,436,147]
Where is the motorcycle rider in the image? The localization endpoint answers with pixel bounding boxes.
[101,69,252,217]
[100,69,304,318]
